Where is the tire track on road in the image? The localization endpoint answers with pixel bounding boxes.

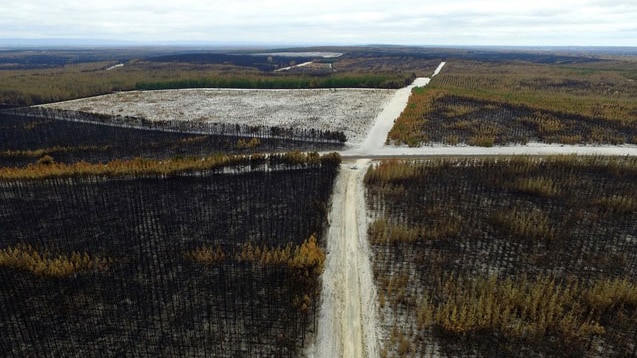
[311,159,375,358]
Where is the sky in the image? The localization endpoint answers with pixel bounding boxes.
[1,0,636,47]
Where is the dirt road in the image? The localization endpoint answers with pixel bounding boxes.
[310,158,377,358]
[350,63,444,156]
[311,66,441,358]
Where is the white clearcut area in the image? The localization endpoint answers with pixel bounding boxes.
[43,88,396,146]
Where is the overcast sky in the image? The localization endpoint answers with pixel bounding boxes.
[1,0,636,46]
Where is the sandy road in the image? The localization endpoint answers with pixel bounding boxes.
[356,78,430,155]
[310,158,376,358]
[311,64,444,358]
[350,63,445,156]
[340,163,364,358]
[340,158,376,358]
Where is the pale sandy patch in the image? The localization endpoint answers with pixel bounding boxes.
[43,88,396,145]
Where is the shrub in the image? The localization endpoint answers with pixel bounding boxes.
[0,245,111,278]
[36,154,55,165]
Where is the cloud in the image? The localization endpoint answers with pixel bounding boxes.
[0,0,635,46]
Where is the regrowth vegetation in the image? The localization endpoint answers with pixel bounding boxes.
[0,151,341,180]
[0,151,340,357]
[187,234,325,315]
[187,234,325,274]
[0,245,112,278]
[365,157,637,357]
[389,60,637,146]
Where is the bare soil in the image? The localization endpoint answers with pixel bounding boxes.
[43,88,396,145]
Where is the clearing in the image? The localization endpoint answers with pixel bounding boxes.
[43,88,395,145]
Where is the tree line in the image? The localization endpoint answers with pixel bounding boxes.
[0,109,345,167]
